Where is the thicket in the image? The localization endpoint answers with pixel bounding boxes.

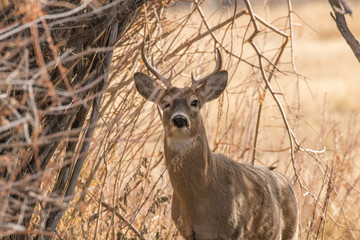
[1,0,359,239]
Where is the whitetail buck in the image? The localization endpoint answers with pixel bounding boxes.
[134,46,298,240]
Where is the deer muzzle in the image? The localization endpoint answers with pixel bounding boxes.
[172,114,189,128]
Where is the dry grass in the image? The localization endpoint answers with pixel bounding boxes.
[76,1,360,239]
[1,0,360,239]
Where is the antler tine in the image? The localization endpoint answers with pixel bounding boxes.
[191,49,222,89]
[141,45,172,88]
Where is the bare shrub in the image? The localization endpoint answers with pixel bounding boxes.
[1,0,359,239]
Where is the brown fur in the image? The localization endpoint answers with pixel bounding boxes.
[134,58,298,240]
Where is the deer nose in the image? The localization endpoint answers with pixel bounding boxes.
[172,115,188,128]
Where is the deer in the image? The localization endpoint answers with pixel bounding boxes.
[133,46,299,240]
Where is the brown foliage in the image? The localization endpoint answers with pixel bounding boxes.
[1,0,360,239]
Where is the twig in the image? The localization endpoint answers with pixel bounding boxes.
[44,19,120,235]
[243,0,325,169]
[101,201,145,240]
[328,0,360,62]
[121,135,201,239]
[0,114,32,134]
[193,0,221,44]
[164,9,247,61]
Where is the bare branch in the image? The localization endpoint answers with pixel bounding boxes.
[328,0,360,62]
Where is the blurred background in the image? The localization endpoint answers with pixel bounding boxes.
[1,0,359,239]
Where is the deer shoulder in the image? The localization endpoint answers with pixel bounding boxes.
[134,46,298,240]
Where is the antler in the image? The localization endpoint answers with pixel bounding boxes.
[191,49,222,89]
[141,45,172,88]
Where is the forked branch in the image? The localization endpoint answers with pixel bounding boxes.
[242,0,325,170]
[328,0,360,62]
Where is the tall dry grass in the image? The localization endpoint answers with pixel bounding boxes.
[1,0,360,239]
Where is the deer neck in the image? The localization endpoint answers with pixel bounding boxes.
[164,123,214,194]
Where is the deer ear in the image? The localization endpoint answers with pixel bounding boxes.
[196,70,228,104]
[134,72,166,103]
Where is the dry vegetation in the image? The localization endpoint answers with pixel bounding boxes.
[1,0,360,239]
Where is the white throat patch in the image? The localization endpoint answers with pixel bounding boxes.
[166,137,195,152]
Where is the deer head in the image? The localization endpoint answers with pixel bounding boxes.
[133,46,299,240]
[134,46,228,147]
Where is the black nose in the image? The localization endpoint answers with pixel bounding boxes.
[172,115,188,128]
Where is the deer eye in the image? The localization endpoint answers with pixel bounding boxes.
[191,99,198,107]
[163,102,171,109]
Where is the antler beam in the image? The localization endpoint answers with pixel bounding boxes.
[191,49,222,89]
[141,45,173,88]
